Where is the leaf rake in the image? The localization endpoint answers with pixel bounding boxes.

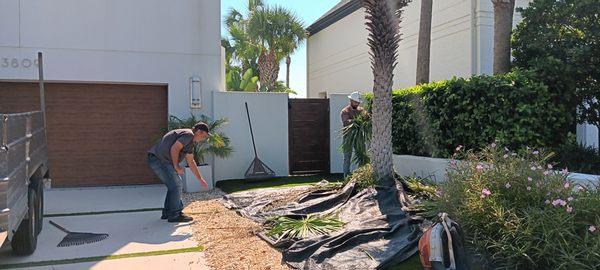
[49,220,109,247]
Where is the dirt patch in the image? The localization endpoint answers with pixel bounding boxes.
[183,190,290,270]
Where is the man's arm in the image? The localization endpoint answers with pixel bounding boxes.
[185,154,208,188]
[341,110,352,126]
[170,141,184,174]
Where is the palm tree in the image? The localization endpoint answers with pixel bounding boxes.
[416,0,433,84]
[279,21,306,88]
[247,5,305,91]
[223,0,264,74]
[361,0,409,186]
[492,0,516,74]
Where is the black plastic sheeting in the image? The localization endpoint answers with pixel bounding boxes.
[223,181,424,269]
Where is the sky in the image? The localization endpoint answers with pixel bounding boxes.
[220,0,340,98]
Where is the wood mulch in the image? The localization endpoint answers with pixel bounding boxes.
[183,190,290,270]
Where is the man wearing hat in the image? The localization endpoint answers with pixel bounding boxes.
[341,91,365,178]
[147,122,210,222]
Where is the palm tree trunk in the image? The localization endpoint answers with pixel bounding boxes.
[362,0,408,187]
[416,0,433,84]
[492,0,516,75]
[258,50,279,91]
[285,56,291,88]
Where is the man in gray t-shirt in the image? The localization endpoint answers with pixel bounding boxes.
[147,122,210,222]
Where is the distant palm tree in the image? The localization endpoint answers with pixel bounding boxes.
[247,5,305,91]
[416,0,433,84]
[279,22,306,88]
[361,0,409,186]
[492,0,516,74]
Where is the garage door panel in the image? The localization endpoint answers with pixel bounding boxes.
[0,82,167,187]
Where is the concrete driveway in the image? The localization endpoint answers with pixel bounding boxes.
[0,186,207,269]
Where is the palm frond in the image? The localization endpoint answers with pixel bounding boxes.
[267,215,345,241]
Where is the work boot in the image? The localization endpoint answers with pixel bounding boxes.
[168,214,193,223]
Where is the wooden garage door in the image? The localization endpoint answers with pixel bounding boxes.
[0,82,167,187]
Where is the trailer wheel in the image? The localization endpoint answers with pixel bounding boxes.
[11,188,38,255]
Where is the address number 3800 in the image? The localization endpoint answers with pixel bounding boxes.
[1,57,39,69]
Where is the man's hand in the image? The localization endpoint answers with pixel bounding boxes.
[174,166,185,175]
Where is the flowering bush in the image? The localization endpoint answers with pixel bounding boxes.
[437,144,600,269]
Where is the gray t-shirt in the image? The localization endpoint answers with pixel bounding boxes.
[148,129,195,165]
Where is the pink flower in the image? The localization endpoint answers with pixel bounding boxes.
[505,183,511,189]
[590,226,597,233]
[547,164,553,169]
[566,206,573,213]
[530,166,537,171]
[561,168,569,175]
[491,143,497,148]
[552,199,567,207]
[476,164,484,171]
[527,186,531,191]
[537,165,543,170]
[564,182,570,189]
[527,177,533,182]
[503,154,509,159]
[533,150,539,155]
[455,145,463,152]
[567,197,574,202]
[543,171,550,176]
[481,188,491,198]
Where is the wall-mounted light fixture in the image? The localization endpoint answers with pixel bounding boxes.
[190,76,202,109]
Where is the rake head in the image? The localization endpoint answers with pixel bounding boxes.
[245,157,276,180]
[57,231,109,247]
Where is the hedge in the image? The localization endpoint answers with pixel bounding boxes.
[365,70,570,157]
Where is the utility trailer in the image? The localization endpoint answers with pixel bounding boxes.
[0,111,48,255]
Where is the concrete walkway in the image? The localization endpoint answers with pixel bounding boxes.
[0,186,208,269]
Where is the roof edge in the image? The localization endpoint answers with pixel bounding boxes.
[307,0,361,37]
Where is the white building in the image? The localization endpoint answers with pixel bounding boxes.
[0,0,224,187]
[306,0,533,98]
[307,0,598,149]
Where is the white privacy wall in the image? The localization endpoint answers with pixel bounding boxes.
[213,92,289,181]
[0,0,222,118]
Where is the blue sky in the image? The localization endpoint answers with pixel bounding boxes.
[220,0,340,97]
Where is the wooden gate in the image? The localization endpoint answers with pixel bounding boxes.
[288,99,330,174]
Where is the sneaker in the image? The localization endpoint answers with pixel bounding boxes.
[168,214,193,223]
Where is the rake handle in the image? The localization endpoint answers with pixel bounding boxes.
[49,220,71,234]
[245,102,259,158]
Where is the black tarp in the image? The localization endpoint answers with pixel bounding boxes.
[223,181,424,269]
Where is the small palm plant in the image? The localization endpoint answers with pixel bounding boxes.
[340,113,372,167]
[168,114,233,165]
[267,215,345,242]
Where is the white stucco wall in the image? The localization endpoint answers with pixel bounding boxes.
[307,0,531,98]
[0,0,222,118]
[213,92,290,181]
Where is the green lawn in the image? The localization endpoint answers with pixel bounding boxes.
[216,174,344,194]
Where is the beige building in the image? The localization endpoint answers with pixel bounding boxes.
[306,0,530,98]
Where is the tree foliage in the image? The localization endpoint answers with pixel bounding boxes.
[512,0,600,126]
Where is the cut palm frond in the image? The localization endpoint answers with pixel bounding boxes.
[267,215,345,242]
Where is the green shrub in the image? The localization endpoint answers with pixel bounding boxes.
[437,144,600,269]
[553,134,600,175]
[340,113,372,166]
[365,70,570,157]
